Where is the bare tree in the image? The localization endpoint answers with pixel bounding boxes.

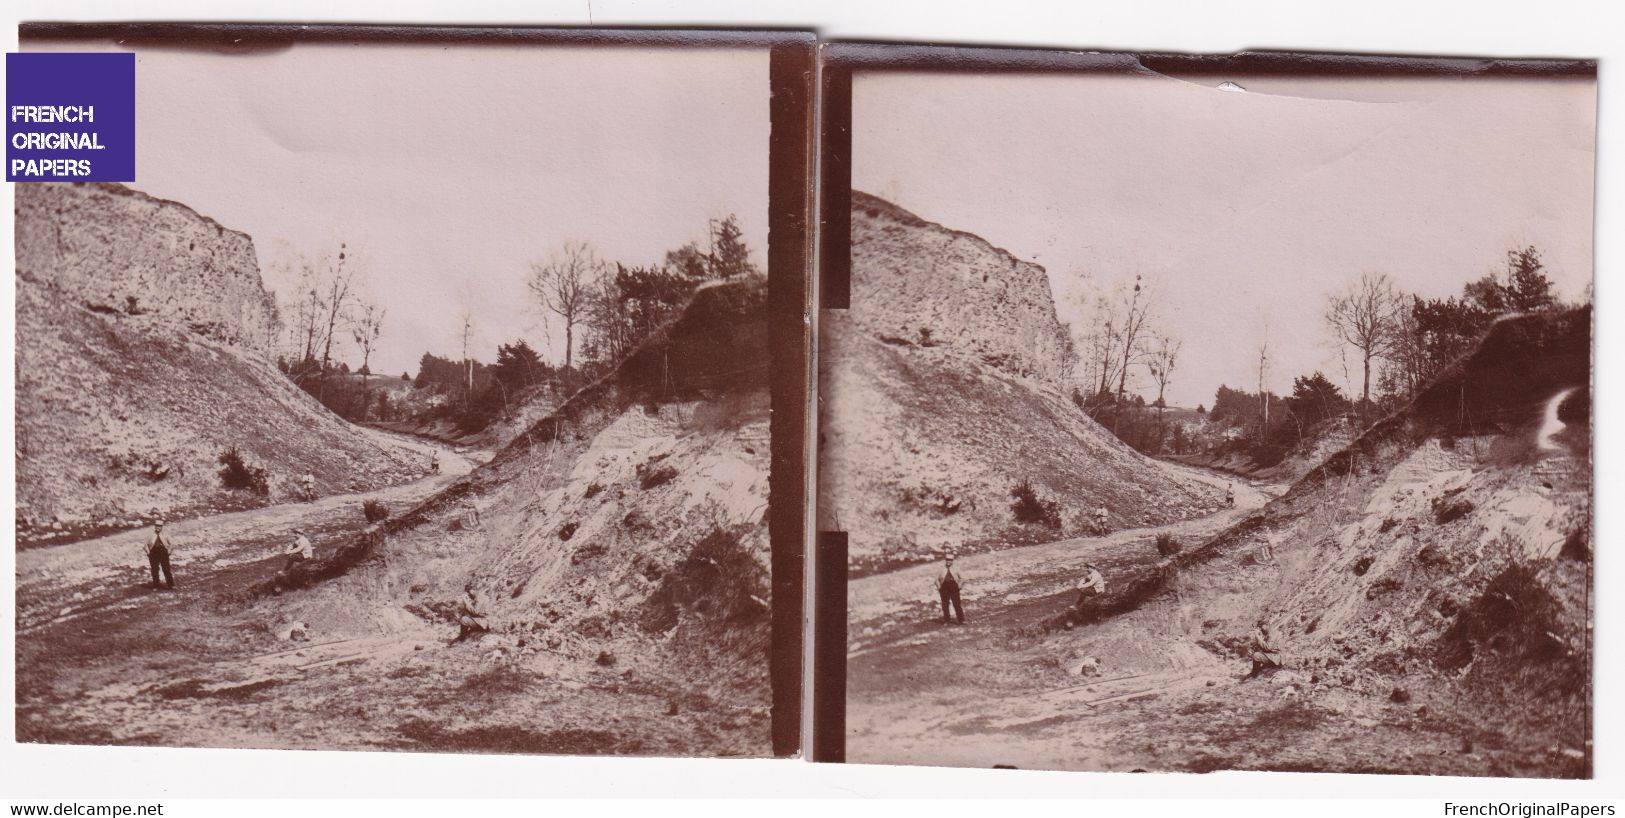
[1115,274,1154,401]
[1257,321,1272,428]
[527,241,601,371]
[1146,333,1182,412]
[288,260,325,367]
[342,298,385,420]
[316,243,356,376]
[1326,272,1402,406]
[1086,296,1122,399]
[350,300,385,378]
[460,309,475,399]
[1379,302,1428,402]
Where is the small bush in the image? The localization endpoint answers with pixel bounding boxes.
[584,483,604,500]
[637,462,679,490]
[1009,478,1061,529]
[1433,498,1475,525]
[362,500,390,523]
[559,521,578,541]
[217,448,269,496]
[1154,533,1182,557]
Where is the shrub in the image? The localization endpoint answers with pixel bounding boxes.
[1010,478,1061,529]
[637,461,679,490]
[559,522,578,541]
[362,500,390,523]
[1433,498,1475,525]
[638,525,768,634]
[1154,533,1183,557]
[217,448,269,495]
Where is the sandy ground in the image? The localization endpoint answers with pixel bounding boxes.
[843,459,1578,776]
[15,424,767,757]
[15,429,480,634]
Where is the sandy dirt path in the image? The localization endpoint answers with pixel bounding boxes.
[848,460,1278,638]
[844,462,1292,770]
[15,427,766,757]
[841,456,1572,775]
[15,431,483,634]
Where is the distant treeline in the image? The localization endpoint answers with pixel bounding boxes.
[1082,246,1574,465]
[276,213,760,435]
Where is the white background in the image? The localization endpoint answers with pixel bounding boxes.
[1,0,1621,805]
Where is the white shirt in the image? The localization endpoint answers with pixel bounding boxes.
[1078,569,1106,594]
[289,534,314,560]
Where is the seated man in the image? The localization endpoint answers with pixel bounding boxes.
[454,584,491,642]
[1073,563,1106,611]
[1246,620,1282,679]
[272,529,315,593]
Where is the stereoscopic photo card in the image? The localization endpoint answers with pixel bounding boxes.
[814,45,1595,776]
[13,24,813,759]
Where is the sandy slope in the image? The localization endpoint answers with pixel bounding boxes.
[16,281,776,759]
[15,279,429,546]
[846,379,1591,777]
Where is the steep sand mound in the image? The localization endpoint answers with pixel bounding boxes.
[267,279,774,755]
[13,186,427,546]
[1043,308,1592,775]
[821,193,1223,573]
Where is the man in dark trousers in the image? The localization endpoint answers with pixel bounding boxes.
[936,554,966,625]
[144,520,175,590]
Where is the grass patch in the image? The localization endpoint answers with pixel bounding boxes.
[217,448,269,495]
[1010,478,1061,529]
[458,665,536,696]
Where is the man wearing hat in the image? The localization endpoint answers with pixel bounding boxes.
[935,554,966,625]
[144,520,176,590]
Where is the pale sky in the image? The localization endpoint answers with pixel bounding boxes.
[853,70,1596,408]
[27,40,770,377]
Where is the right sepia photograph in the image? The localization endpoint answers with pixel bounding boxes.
[817,48,1596,776]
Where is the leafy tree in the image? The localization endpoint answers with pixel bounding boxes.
[1286,371,1350,427]
[493,340,549,391]
[1395,245,1560,396]
[664,242,710,280]
[707,215,756,279]
[582,263,696,364]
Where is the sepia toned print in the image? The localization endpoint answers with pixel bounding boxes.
[14,29,804,757]
[822,55,1594,776]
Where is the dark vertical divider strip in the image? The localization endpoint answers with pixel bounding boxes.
[812,531,848,762]
[767,38,815,759]
[818,63,853,310]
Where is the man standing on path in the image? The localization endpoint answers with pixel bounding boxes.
[143,520,175,590]
[936,554,966,625]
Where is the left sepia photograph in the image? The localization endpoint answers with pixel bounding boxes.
[13,25,813,758]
